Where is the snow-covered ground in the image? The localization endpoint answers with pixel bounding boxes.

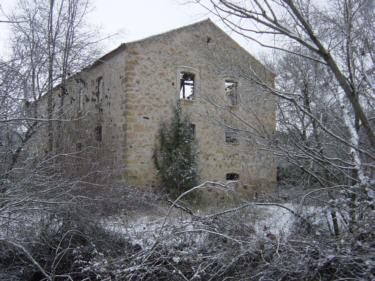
[101,203,334,249]
[1,202,341,248]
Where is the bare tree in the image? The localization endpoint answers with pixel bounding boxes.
[0,1,108,278]
[0,0,100,173]
[194,0,375,234]
[197,0,375,148]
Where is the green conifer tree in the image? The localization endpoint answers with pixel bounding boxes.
[153,106,198,197]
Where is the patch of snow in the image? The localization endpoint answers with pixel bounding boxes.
[101,203,330,250]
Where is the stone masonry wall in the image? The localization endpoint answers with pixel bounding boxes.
[28,46,127,182]
[122,20,276,197]
[28,20,276,199]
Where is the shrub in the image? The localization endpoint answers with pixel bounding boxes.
[153,105,198,197]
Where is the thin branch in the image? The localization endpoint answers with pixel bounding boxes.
[0,239,51,281]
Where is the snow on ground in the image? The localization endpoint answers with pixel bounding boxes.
[101,203,330,249]
[253,205,295,236]
[0,203,336,248]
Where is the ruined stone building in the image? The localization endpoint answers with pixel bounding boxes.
[31,19,276,197]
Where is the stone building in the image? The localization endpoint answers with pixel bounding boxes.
[32,19,276,197]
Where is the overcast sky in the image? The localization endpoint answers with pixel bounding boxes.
[0,0,267,60]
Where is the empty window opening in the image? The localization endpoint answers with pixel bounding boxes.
[225,128,239,144]
[95,125,102,142]
[189,123,196,139]
[225,80,238,106]
[78,88,84,112]
[76,142,82,151]
[226,173,240,180]
[94,76,103,99]
[180,72,195,100]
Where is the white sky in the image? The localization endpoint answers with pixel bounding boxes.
[0,0,267,60]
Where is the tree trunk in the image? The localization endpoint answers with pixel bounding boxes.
[47,0,55,153]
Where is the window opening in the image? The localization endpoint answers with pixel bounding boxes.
[78,88,83,111]
[94,76,103,99]
[189,123,196,139]
[180,72,195,100]
[225,128,239,144]
[225,80,238,106]
[76,78,87,113]
[95,125,102,142]
[226,173,239,180]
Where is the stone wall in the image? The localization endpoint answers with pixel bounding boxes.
[121,20,276,197]
[29,19,276,198]
[28,46,127,182]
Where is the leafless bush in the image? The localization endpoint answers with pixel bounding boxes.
[1,165,374,280]
[71,191,374,281]
[0,149,163,280]
[54,182,371,281]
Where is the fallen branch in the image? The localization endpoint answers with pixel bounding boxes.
[0,239,51,281]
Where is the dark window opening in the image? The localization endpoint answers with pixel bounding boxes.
[95,125,102,142]
[94,76,103,99]
[180,72,195,100]
[226,173,240,180]
[78,88,84,112]
[189,123,196,137]
[225,128,239,144]
[76,142,82,151]
[225,80,238,106]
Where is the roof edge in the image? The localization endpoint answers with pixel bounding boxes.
[82,43,127,72]
[205,20,275,77]
[125,18,211,46]
[82,18,212,72]
[75,18,275,77]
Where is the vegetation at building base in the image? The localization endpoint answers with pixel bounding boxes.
[0,0,374,280]
[2,196,373,280]
[153,105,198,198]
